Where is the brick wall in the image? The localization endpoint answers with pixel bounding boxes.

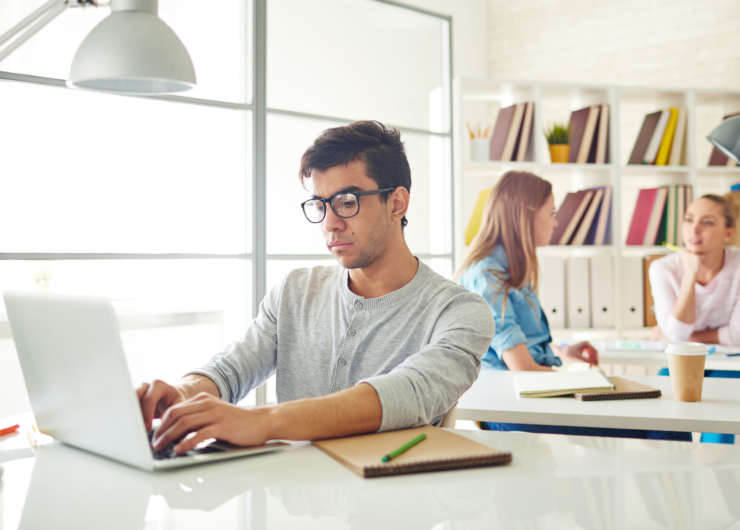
[486,0,740,89]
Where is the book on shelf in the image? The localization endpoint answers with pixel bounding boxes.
[550,190,595,245]
[625,187,669,245]
[464,188,492,245]
[588,186,613,245]
[593,103,610,164]
[643,110,670,164]
[655,184,692,246]
[655,108,679,166]
[515,101,535,161]
[570,187,605,245]
[643,253,664,327]
[501,103,525,161]
[708,111,740,166]
[668,108,687,166]
[628,110,662,164]
[514,370,614,398]
[664,184,678,245]
[489,104,517,161]
[568,105,600,163]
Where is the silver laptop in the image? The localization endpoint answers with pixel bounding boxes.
[3,291,289,471]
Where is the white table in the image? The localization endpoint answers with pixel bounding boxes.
[599,349,740,372]
[456,371,740,434]
[2,427,740,529]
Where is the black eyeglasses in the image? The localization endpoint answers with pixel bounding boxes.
[301,187,395,223]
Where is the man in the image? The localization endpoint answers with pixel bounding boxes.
[138,121,494,454]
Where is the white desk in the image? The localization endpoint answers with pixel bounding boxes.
[2,429,740,529]
[602,350,740,371]
[456,371,740,434]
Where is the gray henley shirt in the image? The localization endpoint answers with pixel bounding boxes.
[191,260,494,431]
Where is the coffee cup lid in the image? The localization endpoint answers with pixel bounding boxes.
[665,342,708,355]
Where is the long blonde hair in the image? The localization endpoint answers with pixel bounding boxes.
[456,171,552,298]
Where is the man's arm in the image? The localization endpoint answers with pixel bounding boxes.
[152,383,382,454]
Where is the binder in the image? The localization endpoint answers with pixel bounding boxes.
[313,425,512,478]
[619,256,644,328]
[589,253,615,328]
[538,255,565,329]
[566,256,591,328]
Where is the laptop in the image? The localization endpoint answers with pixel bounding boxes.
[3,291,289,471]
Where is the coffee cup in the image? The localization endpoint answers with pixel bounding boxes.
[665,342,708,402]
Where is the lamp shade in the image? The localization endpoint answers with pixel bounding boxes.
[707,115,740,163]
[67,1,195,95]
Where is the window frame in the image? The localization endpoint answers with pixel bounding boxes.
[0,0,454,407]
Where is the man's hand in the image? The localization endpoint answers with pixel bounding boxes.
[563,341,599,366]
[151,393,270,454]
[136,380,187,432]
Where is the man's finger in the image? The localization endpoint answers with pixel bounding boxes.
[174,426,218,454]
[154,411,212,450]
[156,400,215,440]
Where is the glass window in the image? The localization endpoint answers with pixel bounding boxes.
[267,0,449,132]
[265,115,452,258]
[0,83,251,254]
[0,0,250,103]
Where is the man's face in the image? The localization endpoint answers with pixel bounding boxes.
[309,160,394,270]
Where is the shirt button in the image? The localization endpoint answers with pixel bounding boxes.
[348,329,357,337]
[338,358,347,367]
[354,301,363,310]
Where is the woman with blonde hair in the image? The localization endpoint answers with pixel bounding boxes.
[650,194,739,345]
[458,171,687,439]
[650,193,740,444]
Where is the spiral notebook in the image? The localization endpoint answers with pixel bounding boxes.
[574,376,661,401]
[313,425,512,478]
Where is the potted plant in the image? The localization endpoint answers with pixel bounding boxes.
[545,123,570,163]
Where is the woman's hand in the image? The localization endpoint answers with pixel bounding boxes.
[680,250,702,282]
[562,341,599,366]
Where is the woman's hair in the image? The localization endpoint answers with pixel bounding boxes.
[697,193,739,228]
[456,171,553,296]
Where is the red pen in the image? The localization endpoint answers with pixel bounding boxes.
[0,424,20,437]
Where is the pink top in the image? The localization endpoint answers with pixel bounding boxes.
[648,247,740,345]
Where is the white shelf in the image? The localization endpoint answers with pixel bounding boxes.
[453,77,740,340]
[620,164,690,175]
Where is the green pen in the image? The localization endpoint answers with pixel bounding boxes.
[381,433,426,462]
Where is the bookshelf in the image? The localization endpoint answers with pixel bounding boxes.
[453,78,740,341]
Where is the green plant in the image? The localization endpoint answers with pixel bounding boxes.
[544,123,569,145]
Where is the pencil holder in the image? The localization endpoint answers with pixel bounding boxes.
[470,138,489,162]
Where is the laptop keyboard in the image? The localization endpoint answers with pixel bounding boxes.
[148,430,233,460]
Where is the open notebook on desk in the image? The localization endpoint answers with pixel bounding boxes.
[514,371,615,398]
[314,426,512,478]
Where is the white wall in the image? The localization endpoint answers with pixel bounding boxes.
[401,0,489,78]
[485,0,740,88]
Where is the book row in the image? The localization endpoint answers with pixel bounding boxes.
[628,108,687,166]
[487,101,535,162]
[538,254,662,330]
[479,103,740,167]
[566,104,610,164]
[626,185,693,246]
[550,186,612,245]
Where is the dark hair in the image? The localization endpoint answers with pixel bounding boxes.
[299,120,412,228]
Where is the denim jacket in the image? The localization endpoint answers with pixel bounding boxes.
[459,245,561,370]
